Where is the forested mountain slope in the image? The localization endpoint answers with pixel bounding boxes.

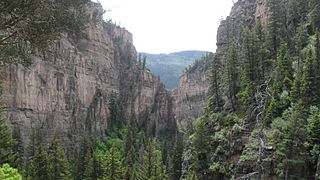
[181,0,320,179]
[142,51,208,89]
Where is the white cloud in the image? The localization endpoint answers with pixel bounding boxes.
[93,0,234,53]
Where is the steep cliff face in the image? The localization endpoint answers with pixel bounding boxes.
[1,2,177,154]
[173,0,271,131]
[172,64,209,131]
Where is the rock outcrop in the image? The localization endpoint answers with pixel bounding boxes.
[1,2,177,155]
[172,64,209,131]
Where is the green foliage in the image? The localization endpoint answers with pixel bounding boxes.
[142,140,167,180]
[187,171,198,180]
[190,116,211,179]
[0,0,90,66]
[47,137,72,180]
[74,136,93,180]
[271,105,310,179]
[169,135,184,180]
[28,144,50,180]
[300,49,320,107]
[83,148,107,180]
[265,43,293,123]
[0,164,21,180]
[104,144,124,180]
[226,42,239,111]
[207,54,223,112]
[0,106,16,165]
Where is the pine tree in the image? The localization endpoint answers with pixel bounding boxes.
[129,161,147,180]
[187,171,198,180]
[104,143,123,180]
[142,55,147,70]
[28,144,50,180]
[253,20,270,79]
[47,137,72,180]
[83,149,107,180]
[207,54,223,112]
[74,136,93,180]
[0,0,90,66]
[226,42,239,111]
[142,140,167,180]
[267,0,287,56]
[190,116,211,180]
[123,118,139,180]
[170,134,183,180]
[300,49,318,107]
[0,106,16,165]
[265,43,293,123]
[273,105,309,179]
[138,54,142,66]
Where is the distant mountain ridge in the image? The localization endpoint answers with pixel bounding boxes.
[140,50,209,89]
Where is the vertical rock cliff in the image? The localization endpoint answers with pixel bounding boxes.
[1,2,177,155]
[172,62,209,131]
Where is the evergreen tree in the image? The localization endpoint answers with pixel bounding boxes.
[142,140,167,180]
[300,49,318,107]
[138,54,142,66]
[142,55,147,70]
[309,3,320,32]
[208,54,223,112]
[226,42,239,111]
[123,118,139,180]
[128,161,147,180]
[0,106,16,165]
[265,43,293,123]
[187,171,198,180]
[74,136,93,180]
[47,137,72,180]
[104,143,123,180]
[0,163,21,180]
[28,144,49,180]
[238,27,258,108]
[83,149,107,180]
[0,0,89,66]
[190,116,211,180]
[267,0,287,56]
[170,134,183,180]
[272,105,309,179]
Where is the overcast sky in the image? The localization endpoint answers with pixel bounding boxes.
[93,0,234,54]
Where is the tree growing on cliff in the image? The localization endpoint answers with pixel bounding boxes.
[207,54,223,112]
[0,0,90,66]
[226,42,239,111]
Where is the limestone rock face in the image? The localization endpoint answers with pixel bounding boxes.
[172,67,209,131]
[1,2,177,154]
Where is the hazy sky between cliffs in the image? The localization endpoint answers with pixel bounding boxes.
[93,0,234,54]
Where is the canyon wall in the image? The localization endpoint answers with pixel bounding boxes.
[1,2,177,155]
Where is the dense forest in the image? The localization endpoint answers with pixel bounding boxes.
[1,0,320,180]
